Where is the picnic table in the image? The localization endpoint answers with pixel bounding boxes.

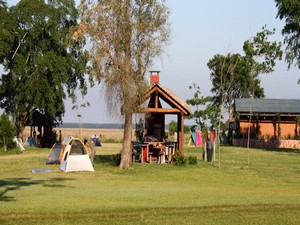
[139,141,176,163]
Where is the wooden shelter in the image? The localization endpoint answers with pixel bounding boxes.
[143,72,192,153]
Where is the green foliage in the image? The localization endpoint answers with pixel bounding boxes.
[208,53,264,120]
[0,147,22,155]
[275,0,300,82]
[207,26,282,122]
[171,151,186,166]
[188,155,198,165]
[184,125,190,134]
[186,84,221,130]
[0,0,88,136]
[112,152,122,166]
[0,1,15,63]
[168,120,177,136]
[168,120,190,136]
[243,25,283,79]
[0,114,15,151]
[78,0,170,169]
[277,113,281,139]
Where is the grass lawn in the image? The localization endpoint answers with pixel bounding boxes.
[0,144,299,224]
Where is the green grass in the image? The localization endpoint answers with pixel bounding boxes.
[0,144,299,224]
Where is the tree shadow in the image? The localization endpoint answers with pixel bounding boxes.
[0,177,74,202]
[93,154,114,164]
[258,147,300,154]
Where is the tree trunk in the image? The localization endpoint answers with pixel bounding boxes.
[119,111,133,170]
[119,0,132,170]
[16,114,27,140]
[3,138,7,152]
[16,124,25,142]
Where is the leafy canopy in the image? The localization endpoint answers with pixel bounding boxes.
[186,84,221,131]
[77,0,170,169]
[0,113,15,151]
[0,0,88,135]
[207,26,282,120]
[275,0,300,82]
[77,0,170,115]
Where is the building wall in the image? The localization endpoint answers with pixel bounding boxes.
[239,120,298,139]
[233,138,300,149]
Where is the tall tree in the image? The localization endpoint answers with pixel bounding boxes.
[0,0,88,137]
[186,84,220,131]
[0,113,15,151]
[243,26,282,148]
[207,53,262,120]
[77,0,170,169]
[243,26,283,93]
[208,26,282,120]
[275,0,300,82]
[0,1,14,64]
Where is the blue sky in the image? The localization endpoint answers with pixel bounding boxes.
[4,0,300,125]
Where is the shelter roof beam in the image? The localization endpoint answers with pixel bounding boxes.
[144,108,181,113]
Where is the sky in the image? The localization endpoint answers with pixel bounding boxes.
[4,0,300,125]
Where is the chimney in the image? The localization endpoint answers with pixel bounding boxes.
[150,71,160,85]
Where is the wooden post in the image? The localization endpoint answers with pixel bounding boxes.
[204,141,207,161]
[177,113,184,153]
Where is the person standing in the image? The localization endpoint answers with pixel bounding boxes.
[206,138,213,162]
[58,130,62,143]
[33,129,36,140]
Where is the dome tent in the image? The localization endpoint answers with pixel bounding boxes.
[46,143,64,164]
[59,138,94,172]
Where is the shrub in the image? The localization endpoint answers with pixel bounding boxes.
[0,114,15,151]
[188,155,198,165]
[112,152,122,166]
[171,151,186,166]
[286,134,292,140]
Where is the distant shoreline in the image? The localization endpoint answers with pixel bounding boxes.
[56,122,170,129]
[57,123,125,129]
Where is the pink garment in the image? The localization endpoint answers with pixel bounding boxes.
[195,132,202,146]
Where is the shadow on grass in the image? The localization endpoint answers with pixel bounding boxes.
[258,147,300,154]
[0,177,74,202]
[94,154,114,164]
[93,154,122,168]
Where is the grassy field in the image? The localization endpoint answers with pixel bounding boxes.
[0,143,299,224]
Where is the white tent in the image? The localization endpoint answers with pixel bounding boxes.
[59,138,94,172]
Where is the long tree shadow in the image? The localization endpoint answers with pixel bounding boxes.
[93,154,115,164]
[258,147,300,154]
[0,177,74,202]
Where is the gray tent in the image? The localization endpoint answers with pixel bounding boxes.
[24,137,38,147]
[46,143,64,164]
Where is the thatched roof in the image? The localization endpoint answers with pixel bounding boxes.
[146,83,192,116]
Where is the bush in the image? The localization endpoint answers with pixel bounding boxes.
[112,152,122,166]
[171,151,186,166]
[188,155,198,165]
[0,148,22,155]
[0,114,15,151]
